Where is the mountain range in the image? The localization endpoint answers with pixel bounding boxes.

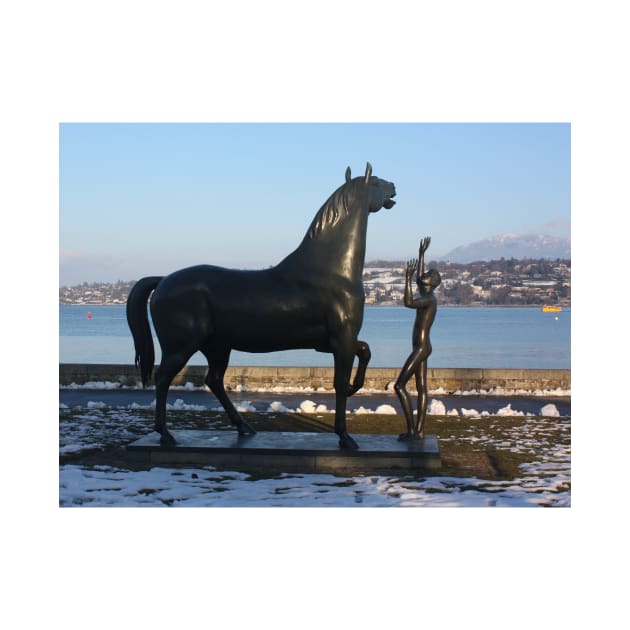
[438,233,570,263]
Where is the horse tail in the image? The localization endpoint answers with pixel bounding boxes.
[126,276,162,387]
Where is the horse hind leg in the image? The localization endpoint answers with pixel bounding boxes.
[203,348,256,436]
[154,347,195,446]
[347,340,371,396]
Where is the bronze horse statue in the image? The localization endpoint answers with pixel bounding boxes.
[126,163,396,449]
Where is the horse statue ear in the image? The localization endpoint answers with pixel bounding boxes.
[364,162,372,183]
[345,166,351,183]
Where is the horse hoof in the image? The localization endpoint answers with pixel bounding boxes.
[338,433,359,451]
[159,431,176,446]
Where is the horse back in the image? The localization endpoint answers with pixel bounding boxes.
[149,264,365,352]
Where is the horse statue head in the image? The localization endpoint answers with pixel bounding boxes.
[307,162,396,241]
[345,162,397,212]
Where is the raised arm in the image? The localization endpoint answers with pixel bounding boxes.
[404,257,436,309]
[404,259,417,308]
[418,236,431,281]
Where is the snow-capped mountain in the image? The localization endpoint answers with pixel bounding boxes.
[439,234,570,263]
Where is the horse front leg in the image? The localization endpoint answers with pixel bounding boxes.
[347,340,371,396]
[333,347,359,450]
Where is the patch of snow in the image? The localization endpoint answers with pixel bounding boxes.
[428,399,446,415]
[496,403,525,417]
[266,401,293,413]
[461,408,481,417]
[87,401,107,409]
[263,385,316,394]
[65,380,122,390]
[429,387,447,395]
[167,399,206,411]
[375,404,397,415]
[59,443,87,454]
[298,400,317,413]
[540,403,560,417]
[128,402,152,409]
[235,401,257,413]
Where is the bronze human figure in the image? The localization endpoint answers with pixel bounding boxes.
[395,237,442,440]
[126,163,396,450]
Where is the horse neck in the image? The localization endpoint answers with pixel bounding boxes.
[278,200,369,283]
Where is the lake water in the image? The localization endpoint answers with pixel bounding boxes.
[59,305,570,369]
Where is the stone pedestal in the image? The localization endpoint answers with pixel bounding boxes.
[127,430,441,473]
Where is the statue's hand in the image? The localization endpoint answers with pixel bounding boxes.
[406,259,417,276]
[419,236,431,255]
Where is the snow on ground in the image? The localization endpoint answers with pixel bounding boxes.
[65,380,129,390]
[59,464,570,507]
[59,407,571,507]
[449,386,570,396]
[540,403,561,417]
[62,397,564,418]
[428,399,446,415]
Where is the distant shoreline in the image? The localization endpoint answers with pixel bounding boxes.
[60,258,570,308]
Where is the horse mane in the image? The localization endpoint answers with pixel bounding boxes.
[306,181,358,240]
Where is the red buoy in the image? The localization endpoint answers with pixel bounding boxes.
[87,311,92,320]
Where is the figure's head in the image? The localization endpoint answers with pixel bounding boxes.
[418,268,441,292]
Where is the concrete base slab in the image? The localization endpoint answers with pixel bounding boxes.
[127,430,441,473]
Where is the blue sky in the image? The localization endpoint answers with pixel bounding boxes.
[59,122,570,285]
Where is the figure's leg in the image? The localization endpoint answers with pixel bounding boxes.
[415,360,428,438]
[395,349,423,441]
[154,347,195,445]
[347,340,371,396]
[203,347,256,436]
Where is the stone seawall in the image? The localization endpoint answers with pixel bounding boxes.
[59,364,571,392]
